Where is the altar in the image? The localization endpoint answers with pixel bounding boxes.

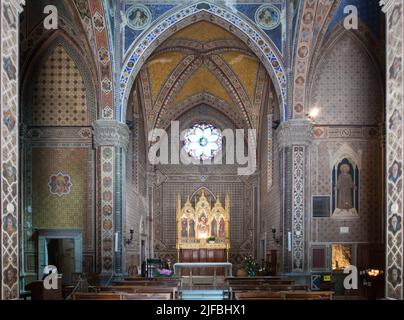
[176,190,230,276]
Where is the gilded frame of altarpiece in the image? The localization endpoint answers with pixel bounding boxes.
[176,190,230,261]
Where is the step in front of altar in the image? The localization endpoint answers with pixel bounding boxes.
[181,290,225,300]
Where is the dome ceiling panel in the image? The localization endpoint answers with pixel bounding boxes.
[170,21,237,42]
[221,52,259,105]
[147,51,185,102]
[173,66,233,105]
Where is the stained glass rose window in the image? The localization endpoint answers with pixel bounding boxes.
[184,123,222,161]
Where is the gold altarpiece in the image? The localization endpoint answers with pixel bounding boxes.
[176,190,230,262]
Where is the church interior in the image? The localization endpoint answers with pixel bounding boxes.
[0,0,403,301]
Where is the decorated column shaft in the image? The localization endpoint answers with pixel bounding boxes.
[1,0,24,300]
[381,0,404,300]
[93,120,129,275]
[276,120,312,273]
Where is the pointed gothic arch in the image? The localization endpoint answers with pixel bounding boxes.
[119,1,287,123]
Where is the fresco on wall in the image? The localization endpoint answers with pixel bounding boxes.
[48,173,73,197]
[126,4,151,30]
[255,4,281,30]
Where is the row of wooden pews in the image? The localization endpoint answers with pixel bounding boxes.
[234,291,334,300]
[225,277,334,300]
[73,292,171,300]
[73,277,181,300]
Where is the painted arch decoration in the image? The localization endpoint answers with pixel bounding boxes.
[119,1,287,122]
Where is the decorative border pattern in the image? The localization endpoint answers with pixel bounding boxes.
[292,146,305,271]
[1,0,24,300]
[292,0,336,118]
[87,1,114,119]
[383,0,404,300]
[100,146,115,273]
[119,2,286,122]
[267,114,273,190]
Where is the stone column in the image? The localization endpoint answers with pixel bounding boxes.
[147,172,156,260]
[381,0,404,300]
[1,0,24,300]
[93,120,130,276]
[276,120,313,273]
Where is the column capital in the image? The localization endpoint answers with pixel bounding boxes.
[93,120,130,150]
[276,119,313,148]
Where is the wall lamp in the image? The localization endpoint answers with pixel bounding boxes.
[271,228,281,245]
[125,228,134,246]
[306,107,320,123]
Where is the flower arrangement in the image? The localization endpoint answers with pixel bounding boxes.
[243,255,258,277]
[207,236,216,243]
[157,268,173,277]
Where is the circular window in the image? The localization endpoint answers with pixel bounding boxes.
[184,123,222,161]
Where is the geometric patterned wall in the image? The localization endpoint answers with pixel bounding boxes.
[310,33,382,126]
[21,127,96,282]
[125,92,148,270]
[310,140,382,243]
[31,148,88,229]
[0,0,398,300]
[308,27,384,277]
[151,103,258,271]
[31,45,89,126]
[154,173,255,271]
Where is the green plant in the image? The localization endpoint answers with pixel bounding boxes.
[243,255,258,277]
[207,236,216,242]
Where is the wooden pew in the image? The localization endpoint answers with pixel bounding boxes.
[234,291,333,300]
[73,292,171,300]
[124,277,181,283]
[95,285,179,300]
[229,284,308,299]
[225,276,282,281]
[234,291,283,300]
[121,293,171,300]
[230,284,307,291]
[25,279,63,300]
[282,291,334,300]
[227,279,294,285]
[73,293,122,300]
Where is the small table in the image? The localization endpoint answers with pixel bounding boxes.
[173,262,232,289]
